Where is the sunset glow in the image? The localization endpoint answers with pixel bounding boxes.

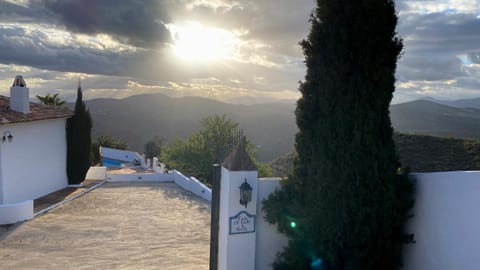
[169,22,238,62]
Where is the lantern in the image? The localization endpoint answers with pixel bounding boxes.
[239,178,252,208]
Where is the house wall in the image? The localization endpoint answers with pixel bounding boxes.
[0,118,68,204]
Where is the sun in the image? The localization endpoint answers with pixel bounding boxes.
[168,22,238,62]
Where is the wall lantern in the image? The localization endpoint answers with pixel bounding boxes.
[2,131,13,143]
[239,178,253,208]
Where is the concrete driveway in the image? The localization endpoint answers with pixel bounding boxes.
[0,182,211,269]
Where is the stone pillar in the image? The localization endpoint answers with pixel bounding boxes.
[160,163,166,173]
[141,154,147,169]
[217,141,258,270]
[153,157,159,172]
[146,159,152,169]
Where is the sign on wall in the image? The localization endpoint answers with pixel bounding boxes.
[229,211,255,234]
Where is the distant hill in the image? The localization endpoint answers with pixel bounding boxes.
[269,133,480,177]
[82,94,296,162]
[390,100,480,138]
[420,97,480,109]
[81,94,480,162]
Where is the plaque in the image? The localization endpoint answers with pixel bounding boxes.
[229,211,255,234]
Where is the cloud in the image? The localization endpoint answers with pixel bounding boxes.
[0,23,141,76]
[0,0,478,104]
[396,7,480,91]
[41,0,173,48]
[398,0,478,15]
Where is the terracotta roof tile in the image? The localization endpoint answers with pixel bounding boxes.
[0,95,73,125]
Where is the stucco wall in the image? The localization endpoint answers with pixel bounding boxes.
[85,166,107,181]
[404,171,480,270]
[106,172,173,182]
[100,147,143,163]
[218,168,258,270]
[172,170,212,201]
[0,200,33,224]
[256,178,288,270]
[215,171,480,270]
[0,118,68,204]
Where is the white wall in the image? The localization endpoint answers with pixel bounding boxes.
[104,169,212,200]
[172,170,212,201]
[0,200,33,225]
[404,171,480,270]
[256,178,289,270]
[216,171,480,270]
[107,172,174,182]
[85,166,107,181]
[100,147,143,163]
[0,119,68,204]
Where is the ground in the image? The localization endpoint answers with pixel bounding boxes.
[0,182,211,269]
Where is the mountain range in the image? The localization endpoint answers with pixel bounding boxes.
[82,94,480,162]
[83,94,296,162]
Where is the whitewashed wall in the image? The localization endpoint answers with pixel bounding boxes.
[101,147,144,163]
[219,171,480,270]
[172,170,211,201]
[0,200,33,224]
[85,166,107,181]
[404,171,480,270]
[256,178,288,270]
[0,118,68,204]
[106,172,173,182]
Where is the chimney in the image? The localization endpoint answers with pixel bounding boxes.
[10,75,30,113]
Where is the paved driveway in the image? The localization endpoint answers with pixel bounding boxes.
[0,182,211,269]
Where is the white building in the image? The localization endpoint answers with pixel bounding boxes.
[0,76,73,205]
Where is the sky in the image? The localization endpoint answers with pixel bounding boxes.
[0,0,478,104]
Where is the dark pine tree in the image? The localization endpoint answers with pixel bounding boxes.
[263,1,415,270]
[66,82,92,185]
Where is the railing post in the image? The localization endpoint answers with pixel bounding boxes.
[209,164,221,270]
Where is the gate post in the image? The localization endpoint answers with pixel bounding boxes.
[217,140,258,270]
[209,164,221,270]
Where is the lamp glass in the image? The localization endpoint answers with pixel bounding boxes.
[239,178,253,208]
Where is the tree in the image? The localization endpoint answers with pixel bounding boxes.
[36,93,66,106]
[66,84,92,184]
[161,114,271,184]
[144,136,166,160]
[90,135,129,165]
[263,1,414,270]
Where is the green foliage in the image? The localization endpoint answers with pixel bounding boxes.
[161,114,272,184]
[36,93,66,106]
[66,86,92,185]
[395,133,480,172]
[90,135,129,165]
[263,1,415,269]
[270,133,480,176]
[144,136,166,160]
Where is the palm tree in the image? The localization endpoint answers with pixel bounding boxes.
[36,93,66,106]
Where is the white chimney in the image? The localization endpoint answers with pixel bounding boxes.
[10,75,30,114]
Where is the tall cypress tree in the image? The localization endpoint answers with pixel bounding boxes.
[263,1,414,269]
[66,82,92,185]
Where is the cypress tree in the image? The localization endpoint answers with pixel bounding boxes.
[263,1,414,269]
[66,82,92,185]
